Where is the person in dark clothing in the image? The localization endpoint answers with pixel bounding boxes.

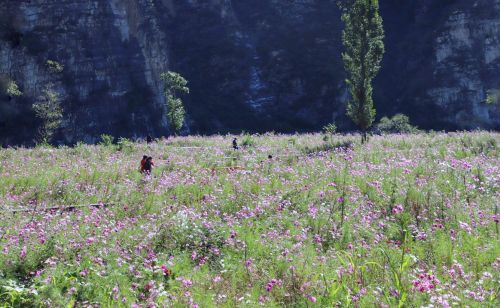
[143,156,154,174]
[146,135,153,144]
[232,138,239,150]
[140,155,147,173]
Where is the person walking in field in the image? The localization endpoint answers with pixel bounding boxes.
[140,155,147,173]
[143,156,154,174]
[233,138,239,150]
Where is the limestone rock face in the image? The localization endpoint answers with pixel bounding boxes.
[0,0,498,144]
[0,0,171,143]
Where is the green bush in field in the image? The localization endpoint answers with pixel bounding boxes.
[322,122,337,144]
[99,134,114,147]
[241,133,256,147]
[117,137,133,152]
[377,114,419,134]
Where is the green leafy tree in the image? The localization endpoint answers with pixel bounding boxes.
[486,89,499,105]
[32,85,63,143]
[340,0,385,143]
[160,71,189,135]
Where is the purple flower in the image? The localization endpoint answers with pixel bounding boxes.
[265,279,282,292]
[19,246,27,259]
[308,204,318,218]
[306,294,316,303]
[412,272,440,293]
[392,204,404,214]
[182,278,193,288]
[79,268,89,277]
[244,258,253,268]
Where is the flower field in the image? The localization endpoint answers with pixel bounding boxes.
[0,132,499,307]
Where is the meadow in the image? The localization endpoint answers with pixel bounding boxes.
[0,132,498,307]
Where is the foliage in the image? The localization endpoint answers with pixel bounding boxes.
[99,134,114,146]
[341,0,385,143]
[6,80,22,97]
[241,133,256,147]
[167,97,185,135]
[0,132,498,306]
[485,89,499,105]
[322,122,337,144]
[46,60,64,74]
[0,75,22,97]
[160,71,189,135]
[32,85,63,143]
[117,137,133,152]
[377,114,419,134]
[0,279,36,307]
[323,123,337,136]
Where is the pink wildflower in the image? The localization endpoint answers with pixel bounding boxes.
[392,204,404,214]
[412,272,440,293]
[182,278,193,288]
[244,258,253,268]
[19,246,27,259]
[79,268,89,277]
[306,294,317,303]
[265,279,282,292]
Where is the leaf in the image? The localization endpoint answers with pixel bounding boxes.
[67,299,76,308]
[398,291,408,308]
[330,282,342,298]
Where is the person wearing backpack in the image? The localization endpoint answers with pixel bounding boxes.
[143,156,154,174]
[140,155,148,173]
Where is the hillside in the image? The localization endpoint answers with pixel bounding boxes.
[0,0,499,145]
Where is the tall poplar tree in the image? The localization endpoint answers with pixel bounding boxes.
[341,0,385,143]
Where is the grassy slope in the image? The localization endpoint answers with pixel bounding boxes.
[0,132,499,307]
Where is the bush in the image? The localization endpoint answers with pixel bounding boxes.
[46,60,64,74]
[322,123,337,135]
[0,76,22,97]
[377,114,419,134]
[99,134,114,146]
[0,279,36,307]
[322,122,337,144]
[485,89,499,105]
[117,137,133,152]
[241,133,256,147]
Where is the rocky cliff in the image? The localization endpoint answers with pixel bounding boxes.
[0,0,498,145]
